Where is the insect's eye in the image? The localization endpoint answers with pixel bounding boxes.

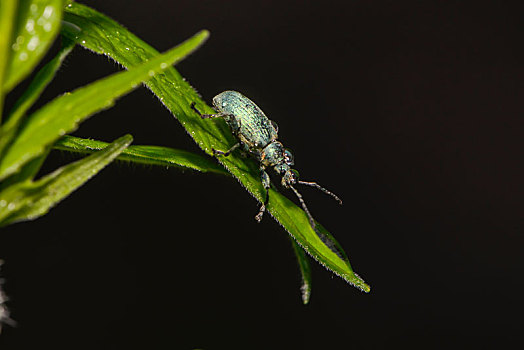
[284,149,294,166]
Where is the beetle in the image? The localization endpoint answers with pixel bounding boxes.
[190,90,341,232]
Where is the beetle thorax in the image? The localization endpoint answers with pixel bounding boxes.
[261,141,285,167]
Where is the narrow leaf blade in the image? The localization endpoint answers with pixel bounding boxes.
[0,38,74,159]
[0,0,18,120]
[0,30,209,181]
[4,0,64,92]
[0,134,132,226]
[54,135,230,176]
[0,149,49,192]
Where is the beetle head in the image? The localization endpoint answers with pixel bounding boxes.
[212,94,226,111]
[273,147,297,187]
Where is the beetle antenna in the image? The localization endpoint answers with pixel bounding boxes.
[290,185,316,229]
[290,185,345,259]
[298,181,342,205]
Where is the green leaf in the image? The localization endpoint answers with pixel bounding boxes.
[290,238,312,304]
[0,0,18,121]
[53,139,318,300]
[63,2,369,292]
[54,134,315,296]
[0,30,209,181]
[0,149,49,192]
[0,38,74,159]
[3,0,64,92]
[0,134,132,227]
[54,135,230,176]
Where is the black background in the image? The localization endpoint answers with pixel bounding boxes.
[1,0,523,348]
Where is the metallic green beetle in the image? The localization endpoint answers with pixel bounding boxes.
[191,90,341,230]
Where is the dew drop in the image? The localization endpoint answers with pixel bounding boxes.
[19,52,28,61]
[43,6,54,19]
[0,200,6,208]
[148,70,155,77]
[43,22,52,32]
[7,203,15,211]
[160,62,168,69]
[27,36,39,51]
[30,4,37,12]
[25,19,35,32]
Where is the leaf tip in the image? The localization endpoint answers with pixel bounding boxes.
[198,29,211,38]
[346,273,371,293]
[120,134,134,146]
[194,30,210,46]
[301,282,311,305]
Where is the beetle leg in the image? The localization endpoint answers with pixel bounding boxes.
[190,102,222,119]
[255,166,270,222]
[227,116,241,134]
[212,142,241,157]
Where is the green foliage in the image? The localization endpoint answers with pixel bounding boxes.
[0,38,74,161]
[0,0,369,302]
[62,2,370,292]
[3,0,64,92]
[0,30,208,181]
[55,135,230,175]
[290,238,313,304]
[0,1,208,231]
[0,135,132,226]
[0,0,18,120]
